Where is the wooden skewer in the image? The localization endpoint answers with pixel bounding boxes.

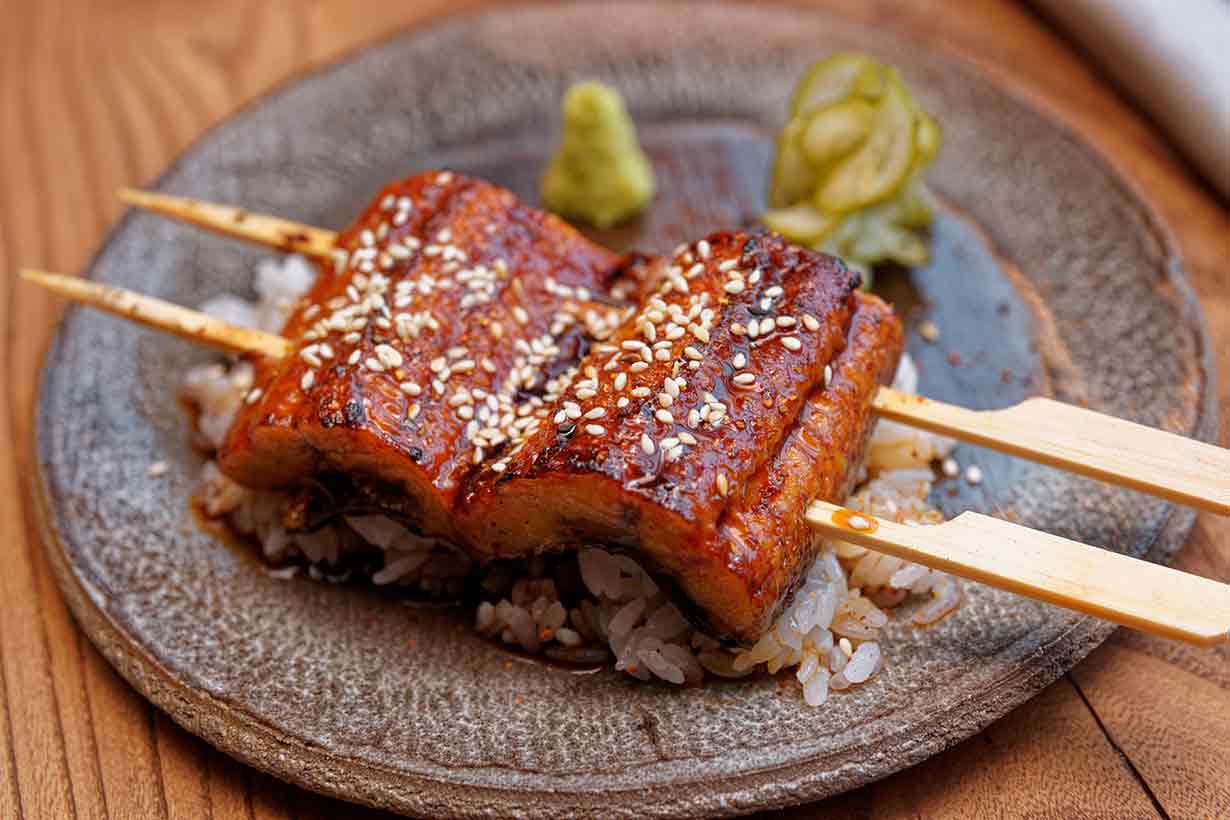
[25,269,1230,643]
[118,188,337,260]
[807,501,1230,646]
[22,270,291,359]
[872,388,1230,516]
[117,189,1230,516]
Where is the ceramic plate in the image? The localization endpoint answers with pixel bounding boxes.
[34,3,1214,817]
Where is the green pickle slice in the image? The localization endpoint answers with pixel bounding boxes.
[762,204,837,245]
[815,74,915,214]
[789,53,885,117]
[767,119,814,208]
[799,100,875,169]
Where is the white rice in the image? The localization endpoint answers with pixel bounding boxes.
[183,255,960,708]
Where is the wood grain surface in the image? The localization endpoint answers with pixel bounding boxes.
[1,1,1226,818]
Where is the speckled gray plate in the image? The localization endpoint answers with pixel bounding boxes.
[34,3,1215,818]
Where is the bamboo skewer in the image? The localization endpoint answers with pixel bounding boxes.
[116,189,1230,516]
[118,188,337,259]
[807,501,1230,646]
[23,268,1230,645]
[23,270,291,358]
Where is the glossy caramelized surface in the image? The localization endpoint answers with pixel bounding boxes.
[220,171,626,537]
[217,175,901,642]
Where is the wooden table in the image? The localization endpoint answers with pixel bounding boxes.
[2,1,1227,817]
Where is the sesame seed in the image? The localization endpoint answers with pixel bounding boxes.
[348,350,362,365]
[802,313,820,331]
[941,457,960,478]
[920,320,940,343]
[748,268,762,284]
[365,358,385,372]
[576,388,597,400]
[776,316,796,328]
[677,431,697,445]
[640,434,656,455]
[664,378,680,397]
[848,514,872,531]
[731,322,746,336]
[655,408,674,423]
[657,393,674,407]
[584,424,606,436]
[965,464,984,485]
[686,262,704,278]
[732,352,747,369]
[513,306,530,324]
[781,336,802,351]
[684,346,703,360]
[765,285,784,299]
[691,324,711,344]
[697,239,711,259]
[375,343,404,369]
[147,461,168,477]
[614,372,628,391]
[631,387,652,398]
[724,280,745,295]
[400,381,422,396]
[840,637,854,657]
[824,365,833,386]
[732,372,757,386]
[584,407,607,419]
[716,473,729,496]
[407,402,422,420]
[617,396,630,408]
[629,361,650,373]
[490,461,507,473]
[245,388,263,405]
[718,259,738,271]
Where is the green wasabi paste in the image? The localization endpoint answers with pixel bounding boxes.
[541,82,655,229]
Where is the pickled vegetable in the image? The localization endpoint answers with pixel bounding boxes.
[541,82,655,229]
[763,54,941,277]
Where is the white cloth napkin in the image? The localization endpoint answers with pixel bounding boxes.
[1033,0,1230,199]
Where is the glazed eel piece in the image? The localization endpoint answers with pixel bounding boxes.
[217,174,902,644]
[219,171,629,541]
[461,233,902,642]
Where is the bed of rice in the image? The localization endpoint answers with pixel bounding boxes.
[184,255,960,707]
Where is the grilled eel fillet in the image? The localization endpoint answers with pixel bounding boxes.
[220,171,627,539]
[461,234,902,642]
[217,175,902,644]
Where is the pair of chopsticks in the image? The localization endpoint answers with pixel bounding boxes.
[22,188,1230,646]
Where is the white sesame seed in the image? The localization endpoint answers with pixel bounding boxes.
[677,431,697,445]
[941,457,960,478]
[584,407,607,419]
[697,239,711,259]
[407,402,421,420]
[375,343,404,369]
[584,424,606,436]
[641,434,656,455]
[347,350,362,365]
[718,259,739,271]
[629,361,649,373]
[765,285,784,299]
[848,514,872,531]
[631,387,652,398]
[617,396,630,408]
[824,364,833,386]
[781,336,802,351]
[733,372,757,386]
[245,388,263,405]
[684,346,703,360]
[732,352,747,369]
[146,461,168,477]
[690,324,711,344]
[657,393,674,408]
[664,378,680,397]
[802,313,820,331]
[965,464,984,485]
[655,408,674,423]
[840,637,854,657]
[491,461,507,473]
[400,381,422,396]
[724,280,745,295]
[716,473,728,496]
[776,316,796,328]
[575,388,597,400]
[613,372,628,391]
[731,322,746,336]
[513,306,530,324]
